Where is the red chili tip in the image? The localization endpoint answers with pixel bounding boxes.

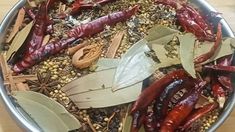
[130,105,137,115]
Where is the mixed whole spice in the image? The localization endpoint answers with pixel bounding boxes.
[1,0,235,132]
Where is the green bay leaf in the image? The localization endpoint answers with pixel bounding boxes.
[6,21,33,60]
[113,39,156,91]
[61,68,142,109]
[12,91,81,132]
[145,25,179,46]
[194,37,234,64]
[179,33,197,78]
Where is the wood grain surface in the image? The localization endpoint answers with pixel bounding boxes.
[0,0,235,132]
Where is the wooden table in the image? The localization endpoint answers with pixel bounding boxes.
[0,0,235,131]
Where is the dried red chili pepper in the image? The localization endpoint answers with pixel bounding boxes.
[131,110,146,132]
[180,102,218,131]
[143,109,158,132]
[204,65,235,73]
[217,55,233,92]
[194,23,222,64]
[212,79,226,108]
[154,80,184,119]
[155,79,195,121]
[155,0,215,41]
[23,7,36,19]
[23,2,51,56]
[183,5,213,35]
[160,81,207,132]
[130,69,189,114]
[70,0,116,15]
[218,76,232,92]
[12,37,76,73]
[12,6,138,73]
[67,5,139,38]
[176,8,214,42]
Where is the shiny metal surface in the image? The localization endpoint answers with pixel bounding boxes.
[0,0,234,132]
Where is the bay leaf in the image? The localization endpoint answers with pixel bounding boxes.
[122,113,132,132]
[12,91,81,132]
[112,39,156,91]
[61,68,142,108]
[178,33,196,78]
[6,21,33,60]
[6,8,25,43]
[145,25,179,46]
[95,58,120,71]
[151,44,181,67]
[194,37,234,64]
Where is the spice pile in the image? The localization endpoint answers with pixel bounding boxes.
[1,0,234,132]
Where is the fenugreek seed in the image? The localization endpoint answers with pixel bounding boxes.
[58,68,63,71]
[49,92,54,95]
[62,62,66,65]
[43,62,48,65]
[59,94,63,98]
[71,72,76,76]
[83,118,88,121]
[213,116,217,119]
[95,126,100,130]
[82,110,87,113]
[104,117,109,122]
[48,62,53,66]
[118,127,122,132]
[79,112,83,115]
[54,90,59,93]
[205,127,209,130]
[62,96,66,100]
[53,65,59,68]
[42,66,47,69]
[93,123,97,127]
[77,73,82,76]
[62,93,66,97]
[40,69,46,73]
[53,74,59,78]
[119,123,123,127]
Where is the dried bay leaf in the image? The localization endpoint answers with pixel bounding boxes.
[6,8,25,43]
[61,68,142,108]
[178,33,196,78]
[145,25,179,46]
[12,91,81,132]
[95,58,119,71]
[151,44,181,67]
[113,39,156,91]
[194,37,234,64]
[6,21,33,60]
[122,113,132,132]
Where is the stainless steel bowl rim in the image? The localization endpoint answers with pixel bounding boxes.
[0,0,234,132]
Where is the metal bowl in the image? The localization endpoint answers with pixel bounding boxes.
[0,0,234,131]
